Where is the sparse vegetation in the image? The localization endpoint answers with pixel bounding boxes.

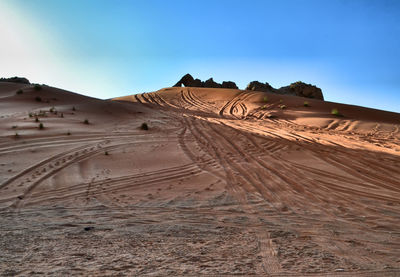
[35,96,42,102]
[11,125,17,129]
[50,107,55,113]
[39,123,44,130]
[67,131,71,135]
[84,119,89,124]
[331,108,342,117]
[16,89,23,95]
[35,117,39,122]
[263,96,268,103]
[304,101,310,107]
[14,132,20,139]
[105,151,109,156]
[29,112,33,118]
[279,105,287,109]
[34,84,42,91]
[72,106,76,111]
[261,105,267,110]
[279,99,283,103]
[60,113,64,118]
[141,122,149,130]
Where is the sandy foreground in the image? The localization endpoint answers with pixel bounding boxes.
[0,83,400,276]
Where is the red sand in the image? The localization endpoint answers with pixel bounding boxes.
[1,83,399,276]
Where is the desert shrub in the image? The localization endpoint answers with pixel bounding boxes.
[14,132,20,139]
[60,113,64,118]
[304,101,309,107]
[105,151,109,156]
[67,131,71,135]
[35,117,39,122]
[39,123,44,129]
[34,84,42,91]
[263,96,268,103]
[50,107,55,113]
[35,96,42,102]
[279,99,283,103]
[261,105,266,110]
[72,106,76,111]
[16,89,23,95]
[29,112,33,118]
[11,125,17,129]
[331,108,342,116]
[141,123,149,130]
[84,119,89,124]
[279,105,287,109]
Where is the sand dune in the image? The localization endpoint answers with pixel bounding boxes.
[1,83,399,276]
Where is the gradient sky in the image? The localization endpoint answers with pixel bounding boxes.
[1,0,399,112]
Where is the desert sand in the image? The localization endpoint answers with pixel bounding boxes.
[1,82,400,276]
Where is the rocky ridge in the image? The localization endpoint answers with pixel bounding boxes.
[175,74,324,100]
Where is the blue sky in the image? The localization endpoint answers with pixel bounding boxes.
[1,0,399,112]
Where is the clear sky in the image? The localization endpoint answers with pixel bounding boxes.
[1,0,399,112]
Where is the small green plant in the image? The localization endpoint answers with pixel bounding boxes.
[34,84,42,91]
[263,96,268,103]
[331,108,342,116]
[279,104,287,109]
[304,101,309,107]
[16,89,23,95]
[35,96,42,102]
[261,105,267,110]
[279,99,283,103]
[141,122,149,130]
[39,123,44,130]
[29,112,33,118]
[50,107,55,113]
[84,119,89,124]
[104,151,109,156]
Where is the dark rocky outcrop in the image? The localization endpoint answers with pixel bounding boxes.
[174,74,238,89]
[0,77,30,84]
[173,74,323,100]
[279,81,324,100]
[246,81,273,92]
[221,81,238,89]
[246,80,324,100]
[204,78,222,88]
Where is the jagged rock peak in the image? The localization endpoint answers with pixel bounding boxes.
[174,74,238,89]
[0,77,30,84]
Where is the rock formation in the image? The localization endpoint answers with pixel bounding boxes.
[173,74,323,100]
[0,77,30,84]
[246,81,274,92]
[279,81,324,100]
[174,74,238,89]
[246,80,324,100]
